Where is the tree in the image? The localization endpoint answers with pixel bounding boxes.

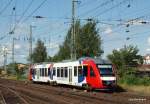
[30,39,47,63]
[107,45,143,76]
[53,20,103,61]
[7,63,26,80]
[76,21,103,58]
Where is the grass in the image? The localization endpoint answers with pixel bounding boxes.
[119,84,150,95]
[1,74,28,81]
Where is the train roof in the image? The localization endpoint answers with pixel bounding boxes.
[32,57,111,66]
[78,57,112,64]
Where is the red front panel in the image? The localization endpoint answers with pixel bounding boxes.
[83,60,103,89]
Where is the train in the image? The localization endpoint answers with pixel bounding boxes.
[29,57,117,90]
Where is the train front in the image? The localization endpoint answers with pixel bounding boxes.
[96,64,117,90]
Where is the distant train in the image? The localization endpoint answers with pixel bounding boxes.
[29,57,117,90]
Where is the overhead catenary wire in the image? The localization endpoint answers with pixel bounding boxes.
[9,0,47,34]
[22,0,47,23]
[95,0,129,17]
[79,0,114,17]
[0,0,13,15]
[16,0,34,25]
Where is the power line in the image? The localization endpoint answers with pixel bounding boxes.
[79,0,114,17]
[95,0,129,17]
[16,0,34,25]
[9,0,47,37]
[0,0,13,15]
[104,30,150,43]
[22,0,47,23]
[77,0,96,9]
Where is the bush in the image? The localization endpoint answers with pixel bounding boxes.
[119,74,150,86]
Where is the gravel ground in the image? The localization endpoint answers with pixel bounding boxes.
[0,78,149,104]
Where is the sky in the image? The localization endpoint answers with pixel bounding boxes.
[0,0,150,65]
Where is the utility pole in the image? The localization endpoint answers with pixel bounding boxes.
[3,46,8,74]
[29,25,33,65]
[12,37,15,64]
[71,0,79,60]
[12,37,16,73]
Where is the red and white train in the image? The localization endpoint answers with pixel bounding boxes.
[29,57,116,90]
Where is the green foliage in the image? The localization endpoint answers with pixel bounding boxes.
[53,20,103,61]
[7,63,16,75]
[107,45,148,86]
[30,39,47,63]
[119,74,150,86]
[7,63,26,80]
[107,45,143,74]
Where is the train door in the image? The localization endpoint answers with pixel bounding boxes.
[73,66,78,85]
[69,66,72,84]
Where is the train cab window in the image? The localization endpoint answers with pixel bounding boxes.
[83,66,88,76]
[53,67,56,76]
[90,66,95,77]
[57,67,60,77]
[78,66,82,76]
[65,67,68,78]
[61,67,63,77]
[74,66,77,76]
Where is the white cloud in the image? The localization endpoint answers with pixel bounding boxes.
[146,48,150,51]
[14,23,29,35]
[148,37,150,45]
[104,27,112,34]
[45,43,59,49]
[15,44,21,49]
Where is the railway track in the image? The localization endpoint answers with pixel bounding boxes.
[0,78,149,104]
[0,91,6,104]
[0,84,29,104]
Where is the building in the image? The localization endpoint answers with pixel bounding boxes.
[143,54,150,64]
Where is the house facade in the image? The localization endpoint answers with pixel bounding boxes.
[143,54,150,64]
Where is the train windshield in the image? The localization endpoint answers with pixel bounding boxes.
[96,64,114,76]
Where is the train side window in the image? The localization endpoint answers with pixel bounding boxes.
[53,67,56,76]
[61,67,63,77]
[45,68,47,76]
[34,69,36,75]
[83,66,88,76]
[40,68,42,76]
[65,67,68,78]
[48,68,50,76]
[90,66,95,77]
[42,68,45,76]
[74,66,77,76]
[78,66,82,76]
[57,67,60,77]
